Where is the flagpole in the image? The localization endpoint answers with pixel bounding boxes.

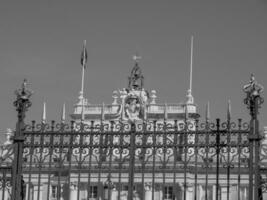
[80,40,87,99]
[80,63,85,98]
[80,40,87,122]
[189,36,193,93]
[186,36,194,104]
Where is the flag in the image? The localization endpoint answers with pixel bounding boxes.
[80,40,88,67]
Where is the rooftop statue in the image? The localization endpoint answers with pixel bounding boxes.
[128,55,144,90]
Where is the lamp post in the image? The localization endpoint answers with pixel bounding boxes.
[11,79,33,200]
[243,74,264,200]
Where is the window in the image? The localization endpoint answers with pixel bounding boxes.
[89,186,98,198]
[123,185,128,191]
[51,185,59,198]
[164,186,173,200]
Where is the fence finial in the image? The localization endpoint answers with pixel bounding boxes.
[184,104,188,120]
[101,102,105,121]
[205,102,210,122]
[61,103,66,123]
[164,102,168,121]
[227,100,231,121]
[42,102,46,124]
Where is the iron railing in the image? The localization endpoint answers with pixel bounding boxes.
[0,75,264,200]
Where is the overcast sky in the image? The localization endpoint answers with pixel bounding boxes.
[0,1,267,141]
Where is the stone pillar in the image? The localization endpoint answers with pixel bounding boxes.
[212,185,216,200]
[25,183,29,200]
[262,192,267,200]
[243,187,248,200]
[40,185,43,200]
[31,185,42,200]
[144,183,152,200]
[60,184,64,200]
[33,185,38,200]
[220,186,227,200]
[186,184,193,200]
[156,189,162,200]
[198,185,204,200]
[42,184,48,200]
[230,185,237,200]
[179,183,185,200]
[0,188,7,200]
[69,184,78,200]
[3,189,9,200]
[111,188,118,200]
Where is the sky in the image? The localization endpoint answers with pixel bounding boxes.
[0,1,267,142]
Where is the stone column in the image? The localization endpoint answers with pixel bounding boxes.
[262,191,267,200]
[32,184,42,200]
[42,184,49,200]
[220,186,227,200]
[0,188,10,200]
[243,187,248,200]
[179,183,185,200]
[39,185,43,200]
[212,185,216,200]
[3,189,10,200]
[33,185,38,200]
[198,185,204,200]
[157,189,162,200]
[230,185,237,200]
[144,183,152,200]
[186,184,193,200]
[69,183,78,200]
[111,188,118,200]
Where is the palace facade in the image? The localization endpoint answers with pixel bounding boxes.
[0,45,266,200]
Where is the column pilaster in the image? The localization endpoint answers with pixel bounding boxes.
[144,183,152,200]
[111,188,118,200]
[69,183,78,200]
[220,186,227,200]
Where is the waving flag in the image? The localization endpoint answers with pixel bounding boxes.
[81,40,88,67]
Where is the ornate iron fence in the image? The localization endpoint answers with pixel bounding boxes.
[0,75,264,200]
[20,118,253,200]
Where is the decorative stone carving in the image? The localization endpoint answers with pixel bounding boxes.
[112,91,119,105]
[4,128,13,145]
[150,90,157,104]
[124,95,143,121]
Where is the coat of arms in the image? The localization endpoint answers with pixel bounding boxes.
[124,95,143,121]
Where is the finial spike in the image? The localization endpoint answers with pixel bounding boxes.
[42,102,46,123]
[101,102,105,121]
[143,103,147,121]
[81,99,85,122]
[185,105,188,120]
[205,102,210,122]
[227,100,231,121]
[164,103,168,120]
[61,103,66,123]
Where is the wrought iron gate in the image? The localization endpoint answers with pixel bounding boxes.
[0,75,265,200]
[0,166,12,200]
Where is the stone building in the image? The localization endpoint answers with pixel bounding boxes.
[0,42,266,200]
